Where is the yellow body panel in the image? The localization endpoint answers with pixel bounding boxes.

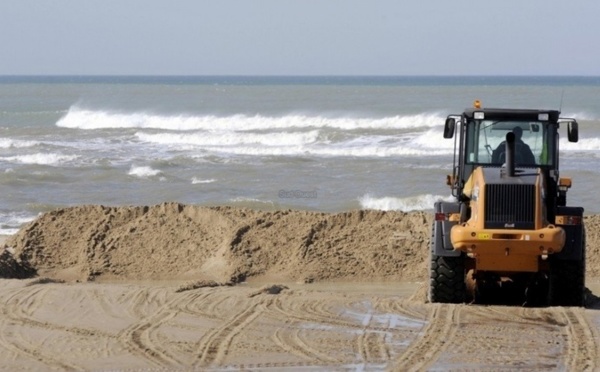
[451,224,565,272]
[476,254,539,272]
[452,166,566,272]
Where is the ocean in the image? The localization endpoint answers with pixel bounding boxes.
[1,75,599,235]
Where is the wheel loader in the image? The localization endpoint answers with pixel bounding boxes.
[430,101,585,306]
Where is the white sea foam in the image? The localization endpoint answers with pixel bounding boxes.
[191,178,216,184]
[359,194,454,212]
[135,130,320,147]
[410,128,455,151]
[312,145,451,157]
[56,106,445,131]
[195,145,452,157]
[1,153,78,166]
[0,227,21,235]
[128,165,162,178]
[135,130,452,158]
[560,137,600,151]
[0,212,37,235]
[0,138,39,149]
[52,107,600,161]
[227,197,276,208]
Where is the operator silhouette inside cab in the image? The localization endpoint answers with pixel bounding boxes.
[491,126,536,165]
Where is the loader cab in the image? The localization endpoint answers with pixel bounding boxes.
[444,107,579,207]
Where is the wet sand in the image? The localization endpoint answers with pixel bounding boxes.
[0,278,599,370]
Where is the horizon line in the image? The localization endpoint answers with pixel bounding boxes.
[1,74,600,78]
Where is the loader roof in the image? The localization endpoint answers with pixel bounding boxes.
[463,108,561,122]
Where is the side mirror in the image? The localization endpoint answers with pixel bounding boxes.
[567,121,579,142]
[444,118,456,139]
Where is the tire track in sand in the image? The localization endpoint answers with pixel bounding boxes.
[271,321,339,365]
[268,295,424,367]
[270,297,343,365]
[118,310,180,368]
[0,285,83,370]
[354,299,392,365]
[394,304,460,371]
[356,316,390,364]
[194,298,266,367]
[562,307,597,371]
[441,305,566,369]
[272,297,359,364]
[117,289,203,368]
[481,306,597,370]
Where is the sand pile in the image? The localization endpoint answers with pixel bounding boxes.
[0,248,35,279]
[2,203,600,283]
[584,214,600,277]
[2,203,430,282]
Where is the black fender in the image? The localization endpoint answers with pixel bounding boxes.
[431,201,462,257]
[554,206,585,261]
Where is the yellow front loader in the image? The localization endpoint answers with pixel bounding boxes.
[430,102,585,306]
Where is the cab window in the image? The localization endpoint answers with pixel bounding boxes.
[465,120,553,167]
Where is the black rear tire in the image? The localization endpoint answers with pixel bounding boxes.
[548,258,585,307]
[429,254,466,303]
[549,229,586,307]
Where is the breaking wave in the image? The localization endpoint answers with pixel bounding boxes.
[0,138,39,149]
[359,194,454,212]
[56,106,445,131]
[128,165,162,178]
[191,178,216,184]
[560,137,600,151]
[0,211,37,235]
[0,153,78,166]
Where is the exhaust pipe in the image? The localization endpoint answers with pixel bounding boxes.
[505,132,516,177]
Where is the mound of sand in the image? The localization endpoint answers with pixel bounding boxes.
[3,203,600,283]
[2,203,430,282]
[0,248,35,279]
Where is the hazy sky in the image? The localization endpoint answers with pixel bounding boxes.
[1,1,598,76]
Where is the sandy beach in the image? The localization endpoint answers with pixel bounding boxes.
[2,204,600,370]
